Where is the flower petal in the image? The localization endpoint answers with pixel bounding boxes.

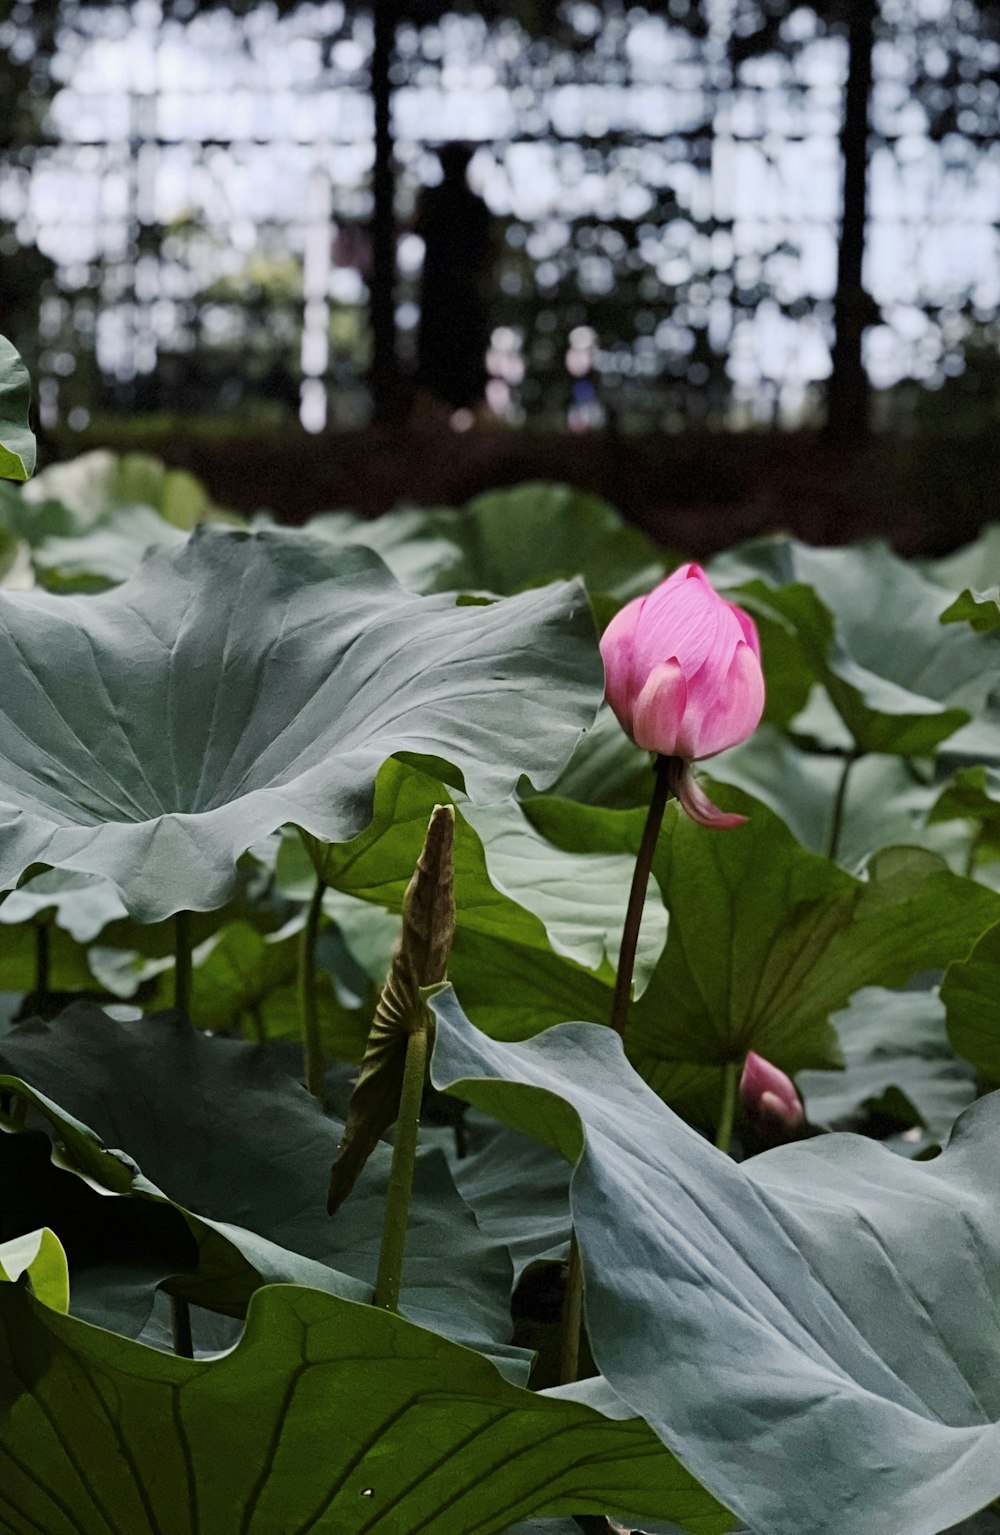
[599,594,646,735]
[678,639,766,760]
[675,767,747,830]
[729,600,762,662]
[631,660,688,755]
[630,566,726,683]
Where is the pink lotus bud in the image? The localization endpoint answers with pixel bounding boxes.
[599,563,765,828]
[740,1051,804,1131]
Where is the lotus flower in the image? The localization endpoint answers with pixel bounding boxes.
[740,1051,804,1132]
[600,562,765,828]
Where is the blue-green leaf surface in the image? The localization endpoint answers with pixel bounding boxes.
[0,530,601,921]
[433,989,1000,1535]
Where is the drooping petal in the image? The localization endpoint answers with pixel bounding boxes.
[675,766,747,830]
[729,600,762,662]
[678,639,766,760]
[599,593,646,735]
[631,659,688,754]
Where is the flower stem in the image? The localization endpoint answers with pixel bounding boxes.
[174,910,192,1014]
[610,754,678,1036]
[559,1231,585,1385]
[826,750,859,863]
[715,1060,740,1154]
[299,877,327,1098]
[373,1021,428,1312]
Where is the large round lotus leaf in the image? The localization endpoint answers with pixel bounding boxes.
[713,537,1000,756]
[436,482,669,600]
[31,504,189,593]
[0,335,35,482]
[0,529,601,921]
[22,447,212,530]
[432,989,1000,1535]
[0,1275,729,1535]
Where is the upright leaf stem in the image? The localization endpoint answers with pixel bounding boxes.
[558,1232,584,1385]
[174,910,192,1014]
[826,750,859,863]
[610,754,678,1036]
[373,1021,428,1311]
[715,1060,740,1154]
[300,877,327,1098]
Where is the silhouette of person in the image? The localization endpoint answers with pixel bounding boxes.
[414,143,492,416]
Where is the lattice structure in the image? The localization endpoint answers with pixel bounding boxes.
[1,0,998,432]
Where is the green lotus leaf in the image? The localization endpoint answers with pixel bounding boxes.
[0,1063,364,1342]
[0,478,78,547]
[941,586,1000,632]
[452,1121,571,1282]
[0,866,296,1002]
[942,920,1000,1082]
[715,537,1000,756]
[32,503,189,593]
[316,887,401,995]
[629,785,1000,1122]
[0,1005,526,1366]
[27,501,462,597]
[0,1120,205,1338]
[430,482,668,601]
[0,519,19,586]
[709,726,969,870]
[144,916,369,1055]
[0,868,129,942]
[286,506,467,592]
[931,766,1000,832]
[432,988,1000,1535]
[523,784,1000,1122]
[0,1270,728,1535]
[928,768,1000,879]
[0,529,601,921]
[0,336,35,482]
[543,701,657,810]
[460,793,666,984]
[277,758,661,1039]
[0,916,98,996]
[799,986,976,1143]
[22,447,213,530]
[312,483,669,604]
[924,524,1000,594]
[0,1226,69,1313]
[502,1522,581,1534]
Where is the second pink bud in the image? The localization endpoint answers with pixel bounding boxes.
[739,1051,804,1132]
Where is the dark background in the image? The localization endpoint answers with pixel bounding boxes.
[2,0,999,550]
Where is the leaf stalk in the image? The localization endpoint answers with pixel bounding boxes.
[300,877,327,1098]
[826,749,859,863]
[715,1060,740,1155]
[558,1231,585,1385]
[372,1019,428,1312]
